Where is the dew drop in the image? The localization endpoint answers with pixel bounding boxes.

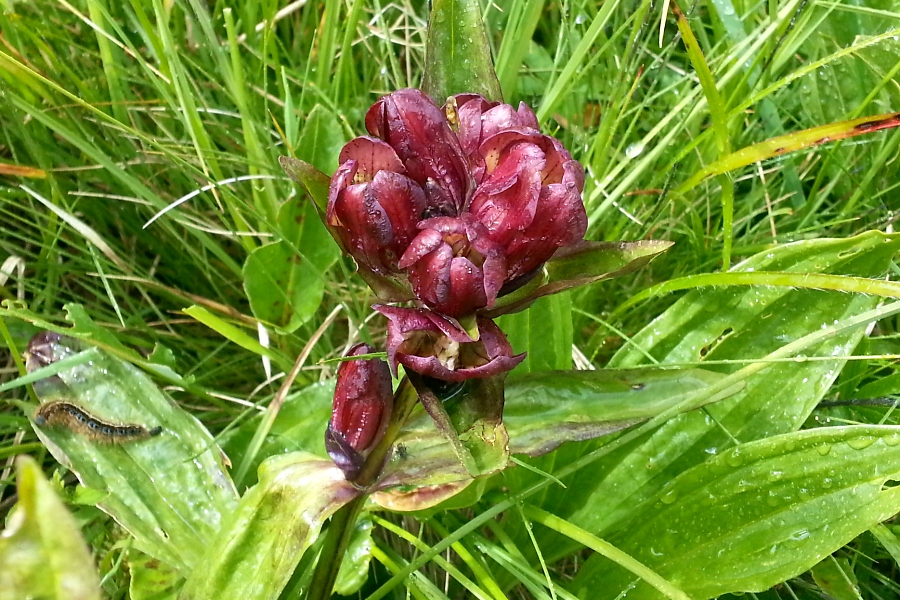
[625,142,644,159]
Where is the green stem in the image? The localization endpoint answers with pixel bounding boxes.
[306,378,420,599]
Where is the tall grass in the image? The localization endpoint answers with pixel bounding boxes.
[1,0,899,596]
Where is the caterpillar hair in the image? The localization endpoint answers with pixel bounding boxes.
[34,401,162,443]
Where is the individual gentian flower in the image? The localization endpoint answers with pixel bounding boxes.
[325,344,394,481]
[327,137,427,277]
[398,215,506,317]
[374,305,525,382]
[452,94,588,285]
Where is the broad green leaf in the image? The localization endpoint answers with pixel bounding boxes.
[334,514,375,596]
[0,456,101,600]
[486,240,673,317]
[503,368,742,457]
[507,231,900,564]
[26,335,238,574]
[571,426,900,599]
[295,104,345,176]
[178,452,359,600]
[372,368,740,511]
[422,0,502,102]
[243,193,339,334]
[498,292,573,375]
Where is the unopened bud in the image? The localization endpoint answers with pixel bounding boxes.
[325,344,393,481]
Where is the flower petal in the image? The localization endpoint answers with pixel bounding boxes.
[338,136,405,181]
[365,88,471,211]
[374,306,525,381]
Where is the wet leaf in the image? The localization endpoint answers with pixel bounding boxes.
[486,240,673,317]
[178,452,359,600]
[505,231,900,565]
[372,368,741,511]
[27,335,238,574]
[0,456,101,600]
[334,514,374,596]
[423,0,502,102]
[571,426,900,599]
[504,368,742,457]
[243,193,339,333]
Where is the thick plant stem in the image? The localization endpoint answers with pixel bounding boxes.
[307,494,365,598]
[306,378,420,599]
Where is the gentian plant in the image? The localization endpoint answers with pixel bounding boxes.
[4,1,900,599]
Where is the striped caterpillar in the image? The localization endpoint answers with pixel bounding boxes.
[34,401,162,443]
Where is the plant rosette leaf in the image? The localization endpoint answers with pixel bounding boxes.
[505,231,900,566]
[0,456,102,600]
[243,191,340,333]
[24,333,238,574]
[178,452,358,600]
[572,426,900,599]
[371,367,742,511]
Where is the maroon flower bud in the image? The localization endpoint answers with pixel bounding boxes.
[325,344,394,481]
[327,137,427,276]
[365,88,471,214]
[398,215,506,317]
[373,305,525,382]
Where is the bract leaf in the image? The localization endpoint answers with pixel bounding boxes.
[423,0,502,102]
[486,240,673,317]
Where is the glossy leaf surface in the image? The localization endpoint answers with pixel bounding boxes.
[571,426,900,599]
[422,0,502,102]
[27,336,238,574]
[0,456,101,600]
[530,232,900,586]
[486,240,673,317]
[178,452,358,600]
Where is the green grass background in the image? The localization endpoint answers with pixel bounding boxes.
[1,0,900,597]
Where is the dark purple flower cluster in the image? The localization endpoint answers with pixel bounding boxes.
[327,89,587,383]
[324,90,588,478]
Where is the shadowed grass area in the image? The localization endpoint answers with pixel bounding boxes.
[1,0,900,597]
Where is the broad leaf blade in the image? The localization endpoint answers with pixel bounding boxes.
[178,453,359,600]
[244,194,339,333]
[0,456,101,600]
[572,426,900,599]
[27,335,238,573]
[507,231,900,564]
